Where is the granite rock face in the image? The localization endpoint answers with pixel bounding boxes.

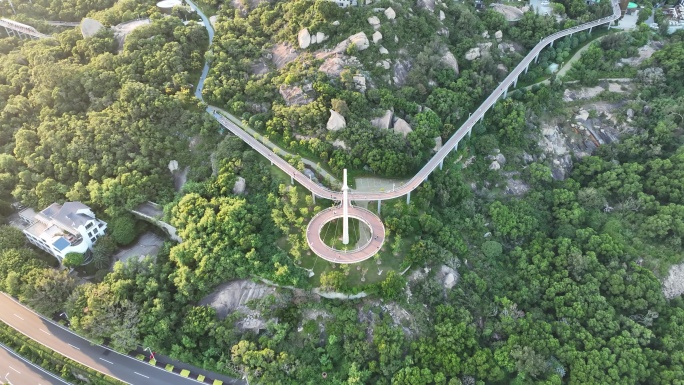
[349,32,370,50]
[393,118,413,137]
[327,109,346,131]
[384,7,396,19]
[298,28,311,48]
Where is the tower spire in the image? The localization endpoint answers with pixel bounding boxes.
[342,169,349,245]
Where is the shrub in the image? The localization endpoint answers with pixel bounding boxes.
[110,214,137,246]
[62,252,85,268]
[482,241,503,259]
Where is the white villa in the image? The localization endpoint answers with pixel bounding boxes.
[19,202,107,262]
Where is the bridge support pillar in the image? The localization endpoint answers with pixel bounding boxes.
[534,53,539,64]
[312,192,316,204]
[503,88,508,99]
[513,76,518,88]
[589,26,593,33]
[525,65,529,74]
[439,160,443,170]
[452,141,458,152]
[377,200,381,214]
[290,175,294,185]
[406,191,411,205]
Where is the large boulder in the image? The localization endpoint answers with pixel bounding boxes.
[393,118,413,137]
[379,46,389,55]
[353,74,366,93]
[385,7,396,19]
[494,30,503,41]
[233,177,246,195]
[298,28,311,49]
[433,136,443,152]
[371,110,393,129]
[316,31,328,43]
[327,110,346,131]
[372,31,383,43]
[368,16,381,28]
[439,10,445,20]
[348,32,370,51]
[441,50,459,74]
[465,47,480,60]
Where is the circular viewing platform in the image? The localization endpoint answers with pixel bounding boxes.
[306,205,385,264]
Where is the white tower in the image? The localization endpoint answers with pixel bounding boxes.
[342,169,349,245]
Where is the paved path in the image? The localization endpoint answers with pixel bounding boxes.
[0,293,200,385]
[306,206,385,264]
[0,343,71,385]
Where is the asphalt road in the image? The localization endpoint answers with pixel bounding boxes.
[205,1,622,204]
[0,343,71,385]
[0,293,201,385]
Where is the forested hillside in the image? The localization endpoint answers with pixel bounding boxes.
[203,0,610,177]
[1,0,684,384]
[0,4,214,226]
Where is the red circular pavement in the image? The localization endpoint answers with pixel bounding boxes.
[306,205,385,264]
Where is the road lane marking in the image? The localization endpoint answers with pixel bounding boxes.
[68,344,80,350]
[13,314,24,320]
[99,358,114,364]
[9,365,20,373]
[39,328,51,335]
[134,372,150,378]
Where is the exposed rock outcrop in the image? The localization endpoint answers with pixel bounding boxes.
[233,177,246,195]
[393,118,413,137]
[433,136,443,152]
[379,46,389,55]
[327,109,346,131]
[441,50,459,74]
[279,84,313,106]
[371,110,393,129]
[495,30,503,41]
[465,47,480,60]
[368,16,381,28]
[372,31,383,43]
[353,74,366,92]
[385,7,396,19]
[439,10,445,20]
[298,28,311,49]
[349,32,370,50]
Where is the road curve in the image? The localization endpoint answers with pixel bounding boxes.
[306,206,385,264]
[0,293,200,385]
[198,1,621,203]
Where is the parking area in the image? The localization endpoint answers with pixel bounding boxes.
[114,232,165,264]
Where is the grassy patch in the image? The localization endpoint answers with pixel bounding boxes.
[320,218,362,251]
